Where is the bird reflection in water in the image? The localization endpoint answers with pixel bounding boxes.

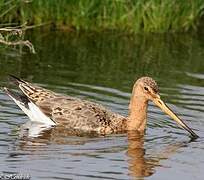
[127,131,192,178]
[16,123,193,178]
[127,131,156,177]
[18,121,102,146]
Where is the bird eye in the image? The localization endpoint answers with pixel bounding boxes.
[144,86,149,91]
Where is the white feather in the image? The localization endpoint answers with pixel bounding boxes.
[28,101,56,125]
[8,94,56,126]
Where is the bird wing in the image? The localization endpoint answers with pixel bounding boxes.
[36,96,116,132]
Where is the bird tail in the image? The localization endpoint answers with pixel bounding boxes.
[9,74,27,85]
[3,87,30,114]
[8,75,37,97]
[3,76,56,126]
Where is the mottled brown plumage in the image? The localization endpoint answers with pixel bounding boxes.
[7,75,128,134]
[4,75,198,138]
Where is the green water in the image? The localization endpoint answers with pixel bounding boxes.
[0,30,204,179]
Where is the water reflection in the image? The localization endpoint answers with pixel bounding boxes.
[13,123,194,179]
[127,131,192,178]
[18,122,100,145]
[127,131,155,177]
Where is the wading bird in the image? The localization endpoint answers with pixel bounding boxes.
[3,75,198,138]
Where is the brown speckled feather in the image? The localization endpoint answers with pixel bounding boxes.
[10,76,127,134]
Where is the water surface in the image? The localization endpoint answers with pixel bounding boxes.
[0,31,204,179]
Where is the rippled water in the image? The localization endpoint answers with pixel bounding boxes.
[0,31,204,179]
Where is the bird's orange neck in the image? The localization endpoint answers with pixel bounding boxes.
[127,87,148,132]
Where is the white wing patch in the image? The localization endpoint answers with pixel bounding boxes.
[8,94,56,126]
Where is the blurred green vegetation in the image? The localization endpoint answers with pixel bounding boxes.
[0,0,204,32]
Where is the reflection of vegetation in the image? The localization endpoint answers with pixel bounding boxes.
[0,0,204,32]
[1,31,204,89]
[0,31,204,112]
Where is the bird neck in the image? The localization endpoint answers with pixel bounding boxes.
[127,90,148,132]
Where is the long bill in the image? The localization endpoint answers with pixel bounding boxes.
[152,97,199,139]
